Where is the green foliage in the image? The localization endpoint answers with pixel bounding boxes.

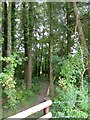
[16,78,41,103]
[0,53,24,108]
[51,84,88,118]
[52,55,64,80]
[16,88,34,103]
[53,50,87,89]
[60,53,84,83]
[52,50,88,118]
[2,79,41,119]
[1,2,89,119]
[0,67,16,108]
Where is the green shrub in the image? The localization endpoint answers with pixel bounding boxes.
[51,84,88,118]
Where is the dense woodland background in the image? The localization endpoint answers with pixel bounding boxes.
[0,1,90,119]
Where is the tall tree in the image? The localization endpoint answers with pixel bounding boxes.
[49,3,54,98]
[66,3,73,55]
[26,3,33,88]
[2,2,7,69]
[7,2,11,57]
[11,2,16,51]
[22,3,33,88]
[0,3,2,73]
[21,3,28,87]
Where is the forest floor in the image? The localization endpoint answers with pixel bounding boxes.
[28,80,50,118]
[32,80,49,106]
[2,80,49,119]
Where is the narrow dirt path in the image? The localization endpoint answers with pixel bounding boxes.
[28,81,50,118]
[33,81,49,105]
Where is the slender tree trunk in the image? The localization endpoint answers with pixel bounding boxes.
[22,2,33,88]
[41,43,43,76]
[35,56,37,76]
[88,42,90,81]
[2,2,7,69]
[22,3,28,87]
[38,62,40,77]
[37,45,41,77]
[66,3,72,55]
[33,41,38,77]
[0,4,2,118]
[27,28,32,88]
[7,2,11,57]
[88,6,90,117]
[35,46,38,76]
[49,3,54,98]
[26,36,32,88]
[11,2,15,51]
[25,3,33,88]
[0,3,2,73]
[45,55,47,77]
[88,16,90,81]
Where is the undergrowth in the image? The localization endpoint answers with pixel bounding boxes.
[2,77,41,119]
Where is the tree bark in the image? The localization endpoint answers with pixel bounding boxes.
[2,2,7,69]
[88,17,90,80]
[26,3,33,88]
[34,43,38,77]
[11,2,15,51]
[7,2,11,57]
[66,3,73,55]
[49,3,54,98]
[22,3,28,87]
[0,3,2,73]
[24,3,33,88]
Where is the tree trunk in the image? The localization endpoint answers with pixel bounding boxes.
[11,2,15,51]
[7,2,11,57]
[22,3,28,87]
[66,3,72,55]
[88,17,90,81]
[2,2,7,69]
[25,3,33,88]
[0,3,2,73]
[27,31,32,88]
[88,12,90,118]
[33,41,38,77]
[35,50,38,76]
[49,3,54,98]
[38,62,40,77]
[22,3,33,88]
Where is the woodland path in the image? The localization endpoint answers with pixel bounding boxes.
[3,80,50,119]
[33,80,49,105]
[28,80,50,118]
